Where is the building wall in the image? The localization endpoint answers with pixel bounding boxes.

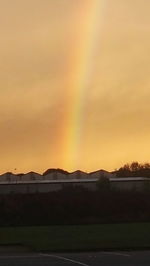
[0,183,63,194]
[0,178,149,194]
[110,180,148,191]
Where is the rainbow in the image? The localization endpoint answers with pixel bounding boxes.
[62,0,106,171]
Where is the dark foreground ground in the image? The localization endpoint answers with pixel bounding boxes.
[1,223,150,251]
[0,251,150,266]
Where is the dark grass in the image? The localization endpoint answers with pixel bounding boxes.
[0,223,150,252]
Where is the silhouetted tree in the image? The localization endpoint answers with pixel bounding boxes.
[97,176,110,191]
[116,162,150,177]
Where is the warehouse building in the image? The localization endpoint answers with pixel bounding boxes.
[0,175,149,194]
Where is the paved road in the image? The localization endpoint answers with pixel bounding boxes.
[0,251,150,265]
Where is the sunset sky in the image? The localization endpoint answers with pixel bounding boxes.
[0,0,150,174]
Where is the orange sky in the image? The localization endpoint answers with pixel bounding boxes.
[0,0,150,174]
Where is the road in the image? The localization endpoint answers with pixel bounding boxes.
[0,251,150,265]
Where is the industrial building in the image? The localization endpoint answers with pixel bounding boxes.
[0,169,149,194]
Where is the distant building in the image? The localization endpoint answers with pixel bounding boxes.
[0,176,149,194]
[90,169,116,179]
[0,168,149,194]
[69,170,89,179]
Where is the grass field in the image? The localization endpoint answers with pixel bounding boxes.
[0,223,150,252]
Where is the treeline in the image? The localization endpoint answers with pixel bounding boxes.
[116,162,150,177]
[0,185,150,226]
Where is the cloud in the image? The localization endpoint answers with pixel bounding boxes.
[0,0,150,172]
